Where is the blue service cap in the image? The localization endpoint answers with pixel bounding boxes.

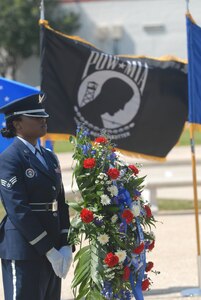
[0,93,49,119]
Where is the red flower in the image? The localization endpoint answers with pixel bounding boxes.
[95,136,108,144]
[144,205,152,218]
[145,261,154,272]
[142,278,150,291]
[128,164,139,175]
[104,252,119,268]
[83,158,96,169]
[122,209,134,224]
[148,240,155,251]
[80,208,94,223]
[123,266,131,281]
[133,242,145,254]
[107,168,120,180]
[111,148,116,152]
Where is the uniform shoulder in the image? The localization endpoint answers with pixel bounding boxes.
[0,143,18,161]
[0,144,22,174]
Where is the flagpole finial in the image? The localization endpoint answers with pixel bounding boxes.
[186,0,190,13]
[40,0,45,20]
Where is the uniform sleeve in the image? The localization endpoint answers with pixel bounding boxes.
[58,183,71,247]
[0,156,54,256]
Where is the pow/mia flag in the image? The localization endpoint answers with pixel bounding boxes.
[41,22,188,160]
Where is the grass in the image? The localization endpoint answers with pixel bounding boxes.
[178,128,201,146]
[54,141,74,153]
[158,199,201,211]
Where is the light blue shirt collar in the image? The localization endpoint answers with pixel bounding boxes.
[17,136,41,154]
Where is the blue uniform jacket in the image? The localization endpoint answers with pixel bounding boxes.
[0,138,70,260]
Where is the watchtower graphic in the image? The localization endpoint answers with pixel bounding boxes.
[80,81,98,107]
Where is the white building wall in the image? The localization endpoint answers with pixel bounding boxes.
[17,0,201,85]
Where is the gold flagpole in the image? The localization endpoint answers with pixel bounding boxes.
[190,125,201,287]
[181,125,201,297]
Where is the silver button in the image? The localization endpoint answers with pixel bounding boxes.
[52,186,56,190]
[53,212,57,217]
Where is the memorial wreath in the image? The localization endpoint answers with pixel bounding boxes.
[68,127,157,300]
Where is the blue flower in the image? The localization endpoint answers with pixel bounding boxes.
[101,281,113,299]
[118,188,132,206]
[94,218,104,226]
[91,150,96,155]
[81,143,91,155]
[107,152,116,161]
[119,222,126,233]
[83,130,90,136]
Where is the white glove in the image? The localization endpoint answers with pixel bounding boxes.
[46,247,64,278]
[59,246,73,279]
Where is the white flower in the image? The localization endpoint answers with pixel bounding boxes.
[95,180,99,184]
[115,250,127,262]
[97,234,109,245]
[131,202,141,216]
[111,214,118,223]
[95,215,104,221]
[101,194,111,206]
[107,185,118,196]
[107,273,115,279]
[106,180,112,184]
[97,173,107,179]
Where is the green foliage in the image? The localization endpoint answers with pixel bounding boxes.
[0,0,79,78]
[72,243,106,300]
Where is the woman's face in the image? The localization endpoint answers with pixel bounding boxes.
[14,116,47,141]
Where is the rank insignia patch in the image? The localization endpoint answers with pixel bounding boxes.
[1,176,17,189]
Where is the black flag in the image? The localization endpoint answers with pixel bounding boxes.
[41,22,188,160]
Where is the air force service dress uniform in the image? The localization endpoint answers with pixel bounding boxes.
[0,94,71,300]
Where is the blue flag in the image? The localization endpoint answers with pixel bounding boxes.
[0,77,40,152]
[186,14,201,128]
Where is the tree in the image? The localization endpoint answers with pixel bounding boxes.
[0,0,79,79]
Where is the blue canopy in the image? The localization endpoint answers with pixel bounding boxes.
[0,77,40,152]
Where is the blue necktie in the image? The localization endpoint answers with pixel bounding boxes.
[35,148,48,169]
